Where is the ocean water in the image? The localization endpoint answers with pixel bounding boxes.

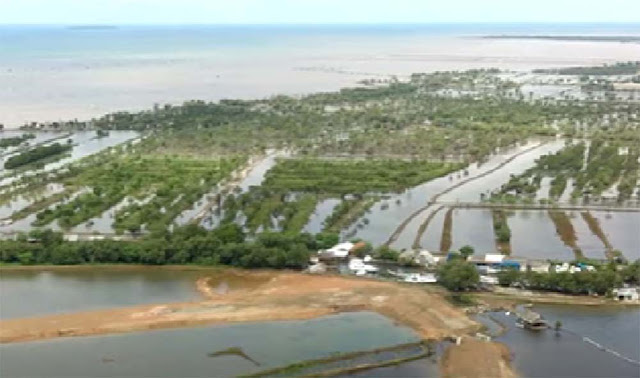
[1,23,640,127]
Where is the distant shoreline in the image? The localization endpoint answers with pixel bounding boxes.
[483,35,640,43]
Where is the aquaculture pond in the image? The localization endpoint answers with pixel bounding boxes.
[484,305,640,378]
[381,140,565,250]
[0,312,438,378]
[507,210,576,260]
[591,211,640,261]
[343,141,541,247]
[448,208,496,254]
[0,268,205,319]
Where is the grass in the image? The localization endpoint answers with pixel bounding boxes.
[491,210,512,255]
[264,158,463,196]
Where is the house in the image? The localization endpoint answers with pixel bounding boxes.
[398,249,438,267]
[319,242,355,260]
[613,287,639,301]
[403,273,437,283]
[527,261,551,273]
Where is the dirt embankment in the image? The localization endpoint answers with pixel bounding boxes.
[0,269,519,378]
[440,337,516,378]
[440,207,454,252]
[0,270,477,344]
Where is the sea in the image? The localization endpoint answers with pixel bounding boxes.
[1,23,640,127]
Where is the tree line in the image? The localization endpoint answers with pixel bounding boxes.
[4,142,72,169]
[0,226,340,269]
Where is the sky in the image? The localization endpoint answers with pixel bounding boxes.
[0,0,639,25]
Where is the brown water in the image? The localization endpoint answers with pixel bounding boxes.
[0,268,205,319]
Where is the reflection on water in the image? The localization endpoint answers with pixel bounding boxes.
[491,306,640,378]
[592,212,640,261]
[303,198,341,234]
[0,312,432,378]
[508,210,575,260]
[0,269,205,319]
[450,209,495,254]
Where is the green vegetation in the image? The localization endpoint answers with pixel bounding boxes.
[437,259,480,291]
[0,226,320,268]
[264,159,462,195]
[496,261,640,295]
[492,140,640,203]
[534,61,640,76]
[0,133,35,148]
[219,158,461,236]
[32,156,244,232]
[4,142,72,169]
[491,210,512,254]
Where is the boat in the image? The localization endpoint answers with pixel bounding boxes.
[348,258,378,274]
[403,273,437,284]
[516,309,548,331]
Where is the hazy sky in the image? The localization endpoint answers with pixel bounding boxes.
[1,0,639,24]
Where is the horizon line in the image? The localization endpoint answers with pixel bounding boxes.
[2,21,640,27]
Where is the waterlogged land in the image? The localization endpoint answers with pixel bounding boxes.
[0,67,637,263]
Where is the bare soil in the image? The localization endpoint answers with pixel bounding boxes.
[440,337,516,378]
[0,268,519,377]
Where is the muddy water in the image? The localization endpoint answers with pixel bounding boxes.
[0,269,206,319]
[0,183,65,219]
[303,198,341,234]
[0,131,139,187]
[199,151,287,229]
[490,306,640,378]
[508,210,575,260]
[570,211,609,259]
[418,208,447,252]
[0,312,435,378]
[591,211,640,260]
[449,209,496,254]
[381,140,565,250]
[345,141,546,247]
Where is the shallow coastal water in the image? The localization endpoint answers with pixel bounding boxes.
[2,24,640,127]
[0,311,435,378]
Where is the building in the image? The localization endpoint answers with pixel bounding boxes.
[318,242,355,260]
[613,287,639,301]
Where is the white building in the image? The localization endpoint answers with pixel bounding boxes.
[319,242,354,260]
[613,287,639,301]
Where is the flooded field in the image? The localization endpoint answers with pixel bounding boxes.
[0,311,435,378]
[506,210,576,260]
[449,209,496,254]
[591,211,640,260]
[303,198,341,234]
